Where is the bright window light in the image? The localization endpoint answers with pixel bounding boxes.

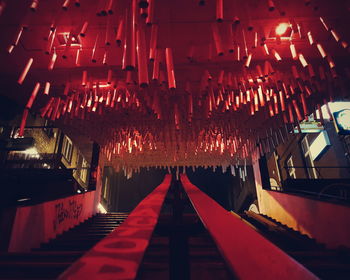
[317,101,350,120]
[309,131,331,161]
[98,203,107,214]
[23,147,38,155]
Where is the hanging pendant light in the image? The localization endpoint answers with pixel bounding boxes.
[165,48,176,89]
[136,27,149,87]
[122,1,136,70]
[48,48,57,70]
[216,0,223,22]
[44,82,50,95]
[212,23,224,56]
[116,18,124,46]
[18,58,34,85]
[149,24,158,61]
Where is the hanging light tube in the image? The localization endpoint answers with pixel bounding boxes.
[330,29,340,42]
[44,82,50,95]
[298,53,308,67]
[40,97,54,118]
[271,49,282,61]
[262,43,269,55]
[75,48,82,66]
[218,70,224,85]
[146,0,154,25]
[45,28,56,54]
[107,69,113,84]
[216,0,223,22]
[244,53,252,68]
[82,70,87,86]
[152,49,160,80]
[7,45,14,54]
[105,17,112,46]
[268,0,275,11]
[316,43,326,58]
[242,29,248,58]
[62,0,70,10]
[30,0,39,11]
[300,93,308,116]
[212,23,224,56]
[236,44,240,61]
[18,58,34,85]
[63,82,70,95]
[279,90,285,111]
[26,82,41,108]
[292,99,303,121]
[122,2,136,70]
[105,0,114,14]
[136,28,149,87]
[307,31,314,45]
[319,17,329,31]
[149,24,158,61]
[289,43,298,60]
[79,21,88,37]
[12,26,24,47]
[91,34,99,63]
[327,56,336,69]
[258,86,265,107]
[48,48,57,70]
[165,48,176,89]
[308,64,315,78]
[288,103,294,123]
[253,32,258,49]
[291,65,300,79]
[140,7,148,18]
[19,109,29,137]
[116,18,124,46]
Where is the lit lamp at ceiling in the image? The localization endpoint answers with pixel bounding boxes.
[271,22,293,39]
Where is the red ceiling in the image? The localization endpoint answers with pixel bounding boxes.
[0,0,349,168]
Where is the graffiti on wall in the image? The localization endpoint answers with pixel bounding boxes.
[53,199,83,231]
[58,175,171,280]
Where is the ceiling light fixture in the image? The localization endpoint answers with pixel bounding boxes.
[275,23,290,36]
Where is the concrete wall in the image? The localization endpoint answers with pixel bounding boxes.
[253,161,350,249]
[8,191,96,252]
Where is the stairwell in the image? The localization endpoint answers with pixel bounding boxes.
[0,212,128,279]
[242,211,350,279]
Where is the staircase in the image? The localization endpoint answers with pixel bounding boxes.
[137,204,234,280]
[0,212,128,279]
[242,211,350,279]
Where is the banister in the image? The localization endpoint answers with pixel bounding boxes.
[58,174,172,280]
[180,174,318,280]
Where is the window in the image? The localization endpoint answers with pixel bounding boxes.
[341,135,350,165]
[80,157,89,183]
[301,136,317,179]
[43,119,54,138]
[286,156,296,179]
[62,135,73,163]
[103,177,109,200]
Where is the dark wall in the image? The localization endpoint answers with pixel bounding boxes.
[111,168,167,212]
[186,166,257,212]
[102,166,257,213]
[186,167,235,210]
